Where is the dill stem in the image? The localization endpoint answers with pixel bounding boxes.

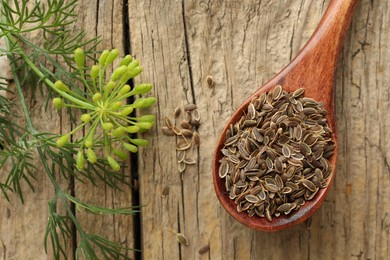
[3,32,96,110]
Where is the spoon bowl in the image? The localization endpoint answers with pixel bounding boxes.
[212,0,359,231]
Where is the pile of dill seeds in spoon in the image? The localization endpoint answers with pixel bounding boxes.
[218,85,334,221]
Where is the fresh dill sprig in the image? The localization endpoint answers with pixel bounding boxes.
[0,0,154,259]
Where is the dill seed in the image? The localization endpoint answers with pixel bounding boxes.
[218,86,334,220]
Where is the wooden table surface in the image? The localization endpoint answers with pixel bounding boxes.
[1,0,390,259]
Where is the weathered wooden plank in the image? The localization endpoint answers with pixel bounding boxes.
[130,0,390,259]
[73,0,135,258]
[1,0,390,259]
[0,16,73,260]
[127,0,196,259]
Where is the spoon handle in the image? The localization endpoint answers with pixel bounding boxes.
[267,0,359,123]
[288,0,359,82]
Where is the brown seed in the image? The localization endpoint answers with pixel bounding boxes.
[272,85,283,100]
[274,157,283,173]
[225,135,239,146]
[181,129,193,138]
[199,244,210,254]
[193,132,200,147]
[180,120,192,129]
[206,75,214,87]
[174,106,181,118]
[162,186,170,197]
[218,85,334,221]
[172,126,182,136]
[265,208,272,221]
[245,194,260,204]
[184,104,197,111]
[264,183,279,193]
[292,88,305,98]
[301,179,317,192]
[247,103,256,120]
[277,203,293,213]
[164,116,173,129]
[258,188,266,200]
[161,126,175,136]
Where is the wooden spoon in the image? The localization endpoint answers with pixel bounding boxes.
[212,0,359,231]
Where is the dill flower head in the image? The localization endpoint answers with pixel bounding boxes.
[54,48,156,171]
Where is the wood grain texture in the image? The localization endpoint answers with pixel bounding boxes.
[1,0,390,259]
[73,1,135,259]
[129,0,390,259]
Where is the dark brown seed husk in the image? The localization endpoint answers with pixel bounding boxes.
[161,126,175,136]
[301,179,317,192]
[206,75,214,87]
[174,106,181,118]
[181,129,193,138]
[180,120,192,129]
[193,132,200,147]
[199,244,210,254]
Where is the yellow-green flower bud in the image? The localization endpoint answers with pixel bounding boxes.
[127,60,140,70]
[54,80,69,92]
[132,97,156,109]
[113,149,128,160]
[112,126,126,138]
[74,48,84,69]
[80,113,92,123]
[85,136,93,148]
[107,155,120,171]
[136,122,153,130]
[130,138,149,147]
[137,115,155,122]
[118,71,133,85]
[87,148,97,164]
[132,84,153,95]
[53,98,64,110]
[111,101,123,111]
[99,50,110,67]
[56,133,71,147]
[92,93,102,103]
[104,81,116,97]
[119,85,131,96]
[105,49,120,66]
[119,55,133,66]
[76,150,84,171]
[125,125,140,133]
[120,106,134,116]
[102,122,114,131]
[90,65,99,81]
[110,65,128,82]
[123,143,138,153]
[128,66,142,78]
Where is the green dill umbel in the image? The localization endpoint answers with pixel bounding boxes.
[0,0,154,259]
